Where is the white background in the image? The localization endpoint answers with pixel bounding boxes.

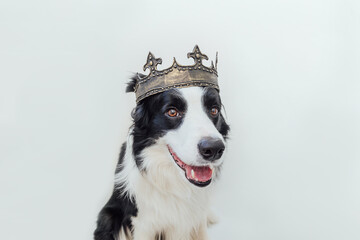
[1,0,359,239]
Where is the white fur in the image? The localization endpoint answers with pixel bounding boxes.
[114,87,225,240]
[164,87,225,169]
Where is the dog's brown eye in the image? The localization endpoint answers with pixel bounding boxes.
[167,108,179,117]
[210,107,219,116]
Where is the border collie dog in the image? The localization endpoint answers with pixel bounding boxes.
[94,76,230,240]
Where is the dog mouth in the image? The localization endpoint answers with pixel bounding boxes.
[167,145,213,187]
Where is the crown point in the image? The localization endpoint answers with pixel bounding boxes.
[188,45,208,64]
[215,52,218,70]
[143,52,162,72]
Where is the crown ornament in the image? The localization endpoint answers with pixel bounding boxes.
[134,45,219,102]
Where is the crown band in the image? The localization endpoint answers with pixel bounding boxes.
[134,45,219,102]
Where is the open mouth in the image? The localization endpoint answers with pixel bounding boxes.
[167,145,213,187]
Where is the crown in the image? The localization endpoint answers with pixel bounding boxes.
[134,45,219,102]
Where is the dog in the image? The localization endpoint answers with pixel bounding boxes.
[94,47,229,240]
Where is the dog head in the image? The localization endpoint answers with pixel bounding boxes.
[127,75,229,188]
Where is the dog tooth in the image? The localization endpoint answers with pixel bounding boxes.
[210,165,214,170]
[191,169,195,178]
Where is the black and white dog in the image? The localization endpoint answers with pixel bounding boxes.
[94,75,230,240]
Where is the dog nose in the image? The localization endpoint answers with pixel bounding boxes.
[198,137,225,161]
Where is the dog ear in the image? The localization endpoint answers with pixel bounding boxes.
[126,73,146,93]
[125,76,137,93]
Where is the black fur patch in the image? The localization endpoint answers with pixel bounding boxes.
[94,143,138,240]
[155,232,166,240]
[131,89,187,168]
[115,143,127,174]
[202,87,230,139]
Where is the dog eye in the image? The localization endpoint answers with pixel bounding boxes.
[210,107,219,116]
[166,108,180,117]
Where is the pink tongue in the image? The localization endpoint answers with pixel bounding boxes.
[185,165,213,182]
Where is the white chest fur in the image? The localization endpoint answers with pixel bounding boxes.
[115,137,214,240]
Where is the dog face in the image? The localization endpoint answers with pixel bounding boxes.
[129,81,229,188]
